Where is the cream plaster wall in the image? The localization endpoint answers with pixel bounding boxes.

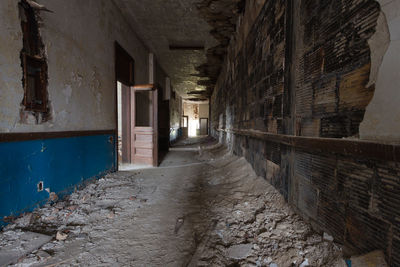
[360,0,400,142]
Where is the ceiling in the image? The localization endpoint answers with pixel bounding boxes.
[113,0,243,100]
[113,0,216,100]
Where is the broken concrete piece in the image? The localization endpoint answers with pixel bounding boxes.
[0,231,52,266]
[13,213,33,228]
[350,250,388,267]
[226,243,253,260]
[107,211,115,219]
[323,232,334,242]
[299,258,309,267]
[56,231,68,241]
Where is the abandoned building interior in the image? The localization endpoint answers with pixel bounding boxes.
[1,0,400,266]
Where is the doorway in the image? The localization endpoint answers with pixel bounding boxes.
[181,115,188,138]
[182,102,209,138]
[199,118,208,135]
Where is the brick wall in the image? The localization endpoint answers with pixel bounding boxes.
[211,0,400,265]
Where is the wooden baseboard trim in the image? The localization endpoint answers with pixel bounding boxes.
[216,128,400,162]
[0,130,116,143]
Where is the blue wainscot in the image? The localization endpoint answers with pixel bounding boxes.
[0,132,116,226]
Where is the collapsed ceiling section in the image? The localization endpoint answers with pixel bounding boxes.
[195,0,244,93]
[113,0,243,100]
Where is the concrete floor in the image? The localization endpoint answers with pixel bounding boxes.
[1,138,345,266]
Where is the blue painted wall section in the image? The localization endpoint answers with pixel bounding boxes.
[0,134,116,226]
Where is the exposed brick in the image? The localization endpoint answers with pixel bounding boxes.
[210,0,398,265]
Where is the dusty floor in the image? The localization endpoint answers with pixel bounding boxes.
[0,138,345,266]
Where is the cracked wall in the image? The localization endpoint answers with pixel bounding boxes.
[0,0,151,133]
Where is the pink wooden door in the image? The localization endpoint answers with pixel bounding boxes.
[131,84,158,166]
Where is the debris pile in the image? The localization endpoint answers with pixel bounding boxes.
[188,152,343,266]
[0,172,147,266]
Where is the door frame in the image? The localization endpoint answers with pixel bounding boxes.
[115,41,135,168]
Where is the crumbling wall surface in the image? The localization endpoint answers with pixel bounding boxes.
[211,0,400,265]
[0,0,149,132]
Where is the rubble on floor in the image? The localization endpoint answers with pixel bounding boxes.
[0,139,376,266]
[188,147,342,266]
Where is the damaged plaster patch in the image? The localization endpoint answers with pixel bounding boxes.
[56,110,68,128]
[95,92,102,113]
[89,69,103,113]
[71,72,83,87]
[62,85,72,104]
[360,1,400,142]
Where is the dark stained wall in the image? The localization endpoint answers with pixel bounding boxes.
[211,0,400,265]
[295,0,379,138]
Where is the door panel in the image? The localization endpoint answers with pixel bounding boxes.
[131,85,158,166]
[135,133,152,143]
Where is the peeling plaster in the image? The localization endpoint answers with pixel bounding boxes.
[366,12,390,88]
[360,0,400,142]
[62,85,72,104]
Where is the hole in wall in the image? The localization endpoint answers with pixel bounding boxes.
[18,0,51,124]
[37,181,43,192]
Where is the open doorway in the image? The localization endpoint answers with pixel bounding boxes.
[182,101,209,138]
[181,115,188,138]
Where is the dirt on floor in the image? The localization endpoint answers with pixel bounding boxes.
[1,138,347,266]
